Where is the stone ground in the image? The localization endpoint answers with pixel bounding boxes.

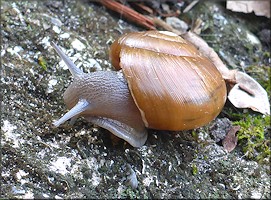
[1,0,270,199]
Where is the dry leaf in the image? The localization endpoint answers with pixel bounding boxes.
[228,71,270,115]
[182,31,270,116]
[226,1,270,18]
[222,125,240,153]
[182,31,235,80]
[98,0,155,30]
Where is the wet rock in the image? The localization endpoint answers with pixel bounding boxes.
[1,0,270,199]
[209,118,232,143]
[258,29,270,45]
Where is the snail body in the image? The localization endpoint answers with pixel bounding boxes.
[52,31,227,147]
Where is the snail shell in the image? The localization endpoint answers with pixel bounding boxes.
[110,31,227,130]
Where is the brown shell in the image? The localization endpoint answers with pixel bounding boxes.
[110,31,227,131]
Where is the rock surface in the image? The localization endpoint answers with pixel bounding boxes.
[1,0,270,199]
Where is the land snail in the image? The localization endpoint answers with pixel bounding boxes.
[52,31,227,147]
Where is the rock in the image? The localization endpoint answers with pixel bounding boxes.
[165,17,188,33]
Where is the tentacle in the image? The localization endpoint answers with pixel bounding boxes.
[51,42,84,77]
[53,99,90,127]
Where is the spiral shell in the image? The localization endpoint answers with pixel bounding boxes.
[110,31,227,130]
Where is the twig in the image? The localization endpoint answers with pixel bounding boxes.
[99,0,156,30]
[183,0,199,13]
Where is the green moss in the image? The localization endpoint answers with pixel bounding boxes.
[232,114,270,164]
[191,163,199,175]
[38,56,47,71]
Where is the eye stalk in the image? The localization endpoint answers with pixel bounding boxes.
[51,42,84,77]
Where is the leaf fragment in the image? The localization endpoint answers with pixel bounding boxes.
[222,125,240,153]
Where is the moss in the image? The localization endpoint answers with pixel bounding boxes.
[191,163,199,175]
[232,114,270,164]
[183,2,269,71]
[38,56,47,71]
[191,130,198,140]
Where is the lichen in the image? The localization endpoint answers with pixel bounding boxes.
[119,187,141,199]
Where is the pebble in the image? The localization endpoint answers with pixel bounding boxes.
[71,39,86,51]
[59,32,70,39]
[126,165,138,189]
[166,17,188,33]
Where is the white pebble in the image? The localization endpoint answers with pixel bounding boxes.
[59,32,70,39]
[53,25,61,34]
[71,39,86,51]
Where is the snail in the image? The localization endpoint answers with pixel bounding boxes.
[51,31,227,147]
